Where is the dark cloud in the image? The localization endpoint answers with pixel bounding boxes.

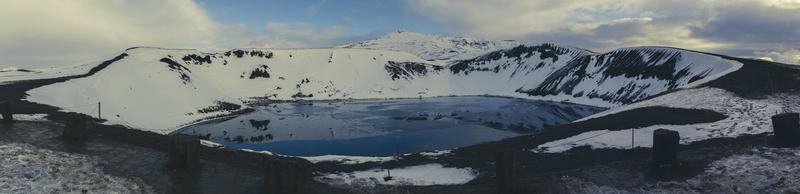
[690,4,800,45]
[519,17,686,52]
[408,0,800,63]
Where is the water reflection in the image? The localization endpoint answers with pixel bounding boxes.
[177,96,604,156]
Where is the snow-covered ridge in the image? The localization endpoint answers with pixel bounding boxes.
[25,47,435,133]
[0,64,92,85]
[448,45,743,106]
[338,30,521,63]
[24,43,742,132]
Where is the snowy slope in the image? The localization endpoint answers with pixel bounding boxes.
[24,42,742,133]
[447,45,743,106]
[0,52,130,85]
[534,87,782,153]
[338,30,521,63]
[25,47,439,133]
[0,65,92,85]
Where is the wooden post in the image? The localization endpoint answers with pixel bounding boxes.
[771,112,800,147]
[264,159,310,194]
[495,150,515,194]
[383,169,393,181]
[62,115,87,140]
[98,102,102,120]
[631,128,635,149]
[652,129,679,168]
[168,134,200,170]
[1,101,12,123]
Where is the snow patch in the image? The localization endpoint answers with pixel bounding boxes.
[301,155,395,164]
[536,87,781,153]
[315,163,477,188]
[419,150,453,157]
[10,114,48,122]
[240,148,273,155]
[0,142,153,193]
[564,147,800,193]
[200,139,223,148]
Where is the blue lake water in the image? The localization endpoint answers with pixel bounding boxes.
[176,96,605,157]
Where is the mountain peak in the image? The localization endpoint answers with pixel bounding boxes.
[339,31,521,63]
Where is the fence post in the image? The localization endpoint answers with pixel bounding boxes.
[264,159,310,194]
[169,134,200,170]
[495,150,516,194]
[771,112,800,147]
[1,101,12,123]
[62,115,88,140]
[652,129,679,168]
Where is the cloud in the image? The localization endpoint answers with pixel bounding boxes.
[0,0,367,67]
[408,0,615,38]
[305,0,327,16]
[407,0,800,57]
[3,0,797,67]
[690,2,800,46]
[756,49,800,64]
[245,22,352,48]
[0,0,226,68]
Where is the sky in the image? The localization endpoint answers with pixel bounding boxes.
[1,0,799,68]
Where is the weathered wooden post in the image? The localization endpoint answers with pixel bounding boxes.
[168,134,200,170]
[495,150,516,194]
[771,112,800,147]
[652,129,679,167]
[383,169,393,181]
[1,101,12,123]
[62,115,88,140]
[264,159,311,194]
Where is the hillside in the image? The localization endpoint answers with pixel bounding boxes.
[22,39,741,133]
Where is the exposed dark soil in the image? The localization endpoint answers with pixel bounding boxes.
[705,57,800,97]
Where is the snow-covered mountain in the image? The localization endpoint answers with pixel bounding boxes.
[447,45,741,105]
[338,30,521,63]
[23,35,742,133]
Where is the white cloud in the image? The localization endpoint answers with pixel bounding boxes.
[408,0,613,38]
[305,0,327,16]
[0,1,364,67]
[406,0,720,51]
[0,0,226,68]
[756,49,800,65]
[763,0,800,9]
[245,22,351,48]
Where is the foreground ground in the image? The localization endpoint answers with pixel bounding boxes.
[4,115,797,194]
[0,121,350,193]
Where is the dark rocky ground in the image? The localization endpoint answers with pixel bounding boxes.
[2,54,800,193]
[313,106,762,193]
[0,121,353,194]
